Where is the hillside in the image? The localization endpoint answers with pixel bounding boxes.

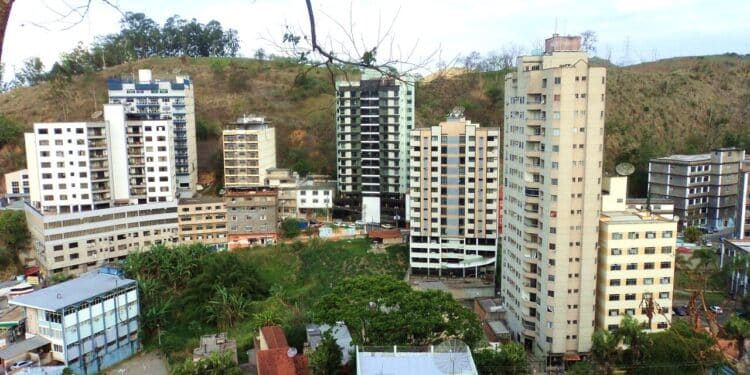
[1,54,749,195]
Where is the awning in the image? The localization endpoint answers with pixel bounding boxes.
[564,353,581,361]
[23,267,40,277]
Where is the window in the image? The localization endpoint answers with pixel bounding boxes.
[610,248,621,255]
[660,261,672,269]
[554,77,561,84]
[608,309,619,317]
[625,293,636,301]
[626,263,637,270]
[660,277,671,284]
[628,232,639,239]
[644,278,653,285]
[644,247,655,254]
[626,278,636,286]
[609,294,620,301]
[646,231,656,239]
[609,279,621,286]
[610,264,621,271]
[662,231,673,238]
[644,262,655,270]
[612,232,623,240]
[628,247,638,255]
[659,292,670,299]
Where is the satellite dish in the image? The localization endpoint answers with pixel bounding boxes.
[91,111,103,119]
[286,347,297,358]
[615,162,635,176]
[433,339,472,374]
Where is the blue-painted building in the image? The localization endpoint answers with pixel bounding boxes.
[10,271,140,374]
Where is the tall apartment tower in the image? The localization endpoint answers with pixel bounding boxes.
[108,69,197,195]
[501,34,607,364]
[222,115,276,189]
[23,104,178,275]
[409,112,501,278]
[648,148,744,231]
[737,155,750,239]
[335,70,415,226]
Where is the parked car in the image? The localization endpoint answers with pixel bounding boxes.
[709,305,724,314]
[9,360,34,370]
[673,306,688,316]
[380,223,393,229]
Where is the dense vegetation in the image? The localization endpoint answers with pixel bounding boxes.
[121,239,408,366]
[0,210,29,276]
[313,275,483,348]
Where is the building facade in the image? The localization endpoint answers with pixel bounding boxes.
[3,169,29,201]
[648,148,744,231]
[108,69,197,194]
[10,271,140,374]
[501,34,606,362]
[736,157,750,239]
[177,197,228,250]
[297,181,334,219]
[596,177,676,333]
[409,114,500,278]
[223,115,276,189]
[225,188,278,249]
[335,70,414,226]
[23,104,179,275]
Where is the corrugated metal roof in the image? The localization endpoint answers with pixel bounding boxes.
[10,273,135,312]
[0,336,50,360]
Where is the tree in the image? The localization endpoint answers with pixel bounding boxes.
[590,329,619,374]
[312,275,482,347]
[281,218,301,238]
[684,226,703,244]
[581,30,598,54]
[309,331,343,375]
[0,208,28,251]
[205,285,250,330]
[472,342,528,375]
[725,315,750,359]
[0,114,22,147]
[616,314,650,367]
[15,57,45,86]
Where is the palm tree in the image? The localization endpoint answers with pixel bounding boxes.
[729,254,750,299]
[691,247,718,291]
[725,316,750,360]
[616,315,650,372]
[591,329,619,374]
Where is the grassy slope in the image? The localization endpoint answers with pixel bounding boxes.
[0,57,338,184]
[1,54,749,195]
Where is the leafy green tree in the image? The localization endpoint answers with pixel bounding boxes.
[616,314,650,367]
[472,342,528,375]
[0,210,28,251]
[313,275,482,347]
[309,331,343,375]
[591,329,619,374]
[0,114,22,147]
[568,360,598,375]
[15,57,45,86]
[281,218,301,238]
[643,319,723,374]
[205,285,250,330]
[725,315,750,359]
[684,226,703,244]
[48,272,73,285]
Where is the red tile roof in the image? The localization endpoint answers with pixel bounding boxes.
[367,229,402,239]
[261,326,289,349]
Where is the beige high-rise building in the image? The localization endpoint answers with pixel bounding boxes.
[223,115,276,189]
[409,113,501,278]
[501,34,607,364]
[596,177,676,333]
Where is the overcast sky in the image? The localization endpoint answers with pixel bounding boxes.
[3,0,750,77]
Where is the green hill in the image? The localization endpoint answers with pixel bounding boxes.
[1,54,749,195]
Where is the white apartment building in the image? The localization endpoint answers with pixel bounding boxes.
[596,177,676,333]
[735,156,750,239]
[108,69,197,194]
[336,70,414,226]
[10,270,140,374]
[23,104,179,275]
[3,168,29,200]
[223,115,276,189]
[501,34,606,364]
[409,113,500,278]
[297,182,334,216]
